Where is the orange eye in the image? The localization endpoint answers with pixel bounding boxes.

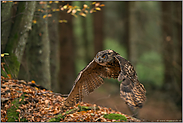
[102,55,105,58]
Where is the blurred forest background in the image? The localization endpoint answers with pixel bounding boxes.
[1,1,182,121]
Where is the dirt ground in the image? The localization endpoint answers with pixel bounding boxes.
[83,82,182,122]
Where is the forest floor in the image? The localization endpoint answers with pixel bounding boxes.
[1,77,141,122]
[84,82,182,122]
[1,76,181,122]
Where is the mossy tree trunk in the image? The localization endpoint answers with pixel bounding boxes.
[4,1,36,78]
[1,2,13,53]
[48,3,60,92]
[19,2,51,90]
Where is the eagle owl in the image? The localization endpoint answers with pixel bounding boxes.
[61,50,146,115]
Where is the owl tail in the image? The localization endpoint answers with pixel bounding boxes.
[120,90,139,117]
[120,78,146,117]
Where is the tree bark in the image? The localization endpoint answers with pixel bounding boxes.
[123,2,130,60]
[59,2,76,94]
[81,11,90,64]
[161,2,174,95]
[19,2,51,90]
[128,2,139,66]
[4,1,36,78]
[93,2,104,54]
[172,1,182,108]
[48,3,60,92]
[1,2,13,53]
[173,1,182,90]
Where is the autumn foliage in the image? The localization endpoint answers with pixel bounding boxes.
[30,1,105,24]
[1,76,141,122]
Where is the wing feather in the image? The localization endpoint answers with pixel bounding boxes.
[82,80,89,96]
[61,60,107,111]
[114,55,146,112]
[85,77,95,93]
[62,52,146,114]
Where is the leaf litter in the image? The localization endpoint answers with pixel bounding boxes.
[1,76,141,122]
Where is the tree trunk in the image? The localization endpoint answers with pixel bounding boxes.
[1,2,13,53]
[161,2,174,95]
[48,3,60,92]
[172,1,182,108]
[81,11,90,64]
[19,2,51,90]
[4,1,36,78]
[127,1,139,65]
[59,2,76,94]
[123,2,130,60]
[93,2,104,54]
[173,1,182,90]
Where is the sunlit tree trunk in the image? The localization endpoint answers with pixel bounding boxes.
[4,1,36,78]
[59,1,76,94]
[48,3,60,92]
[93,2,104,54]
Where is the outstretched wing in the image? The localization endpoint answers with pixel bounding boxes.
[61,59,118,111]
[114,55,146,113]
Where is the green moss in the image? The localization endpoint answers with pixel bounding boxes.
[2,54,20,78]
[1,69,8,78]
[65,108,78,114]
[78,105,99,111]
[48,113,64,122]
[7,94,27,122]
[48,108,78,122]
[103,113,127,121]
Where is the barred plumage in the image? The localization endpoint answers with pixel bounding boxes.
[61,50,146,116]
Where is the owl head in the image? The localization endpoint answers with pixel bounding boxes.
[94,49,118,66]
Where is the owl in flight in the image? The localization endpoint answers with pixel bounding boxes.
[61,50,146,115]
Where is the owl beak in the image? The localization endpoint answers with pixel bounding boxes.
[98,57,104,63]
[98,57,101,62]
